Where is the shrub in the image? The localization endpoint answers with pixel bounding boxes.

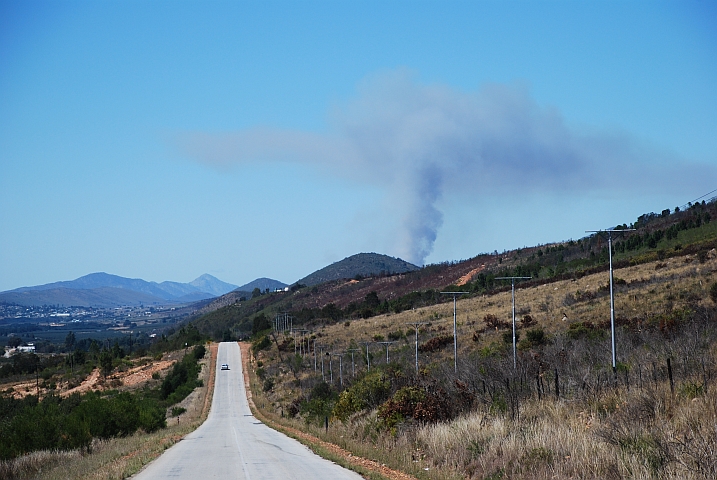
[484,314,509,329]
[252,336,271,354]
[419,335,452,352]
[710,282,717,303]
[300,382,337,424]
[332,371,391,421]
[262,378,275,392]
[171,407,186,417]
[526,328,546,345]
[387,330,405,341]
[502,332,519,344]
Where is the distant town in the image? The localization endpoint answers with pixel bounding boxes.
[0,303,183,324]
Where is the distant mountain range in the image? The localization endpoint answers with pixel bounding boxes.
[0,253,412,308]
[296,253,419,286]
[0,273,240,308]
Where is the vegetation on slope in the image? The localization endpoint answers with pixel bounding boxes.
[247,249,717,479]
[193,199,717,342]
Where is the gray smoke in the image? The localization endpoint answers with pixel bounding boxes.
[177,69,715,265]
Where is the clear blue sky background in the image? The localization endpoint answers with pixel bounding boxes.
[1,0,716,291]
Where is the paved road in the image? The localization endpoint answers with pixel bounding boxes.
[134,342,363,480]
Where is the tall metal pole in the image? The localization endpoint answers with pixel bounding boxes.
[338,355,343,387]
[406,322,429,374]
[441,292,468,373]
[608,232,616,374]
[347,348,359,377]
[496,277,531,370]
[586,228,635,380]
[360,342,372,372]
[376,341,395,363]
[321,351,325,381]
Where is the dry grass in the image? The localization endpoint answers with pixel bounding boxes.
[257,249,717,390]
[249,249,717,480]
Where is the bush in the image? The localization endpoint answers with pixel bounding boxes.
[333,371,391,421]
[710,282,717,303]
[252,336,271,354]
[502,332,519,344]
[171,406,186,417]
[262,378,275,392]
[300,382,337,424]
[526,328,546,345]
[419,335,452,352]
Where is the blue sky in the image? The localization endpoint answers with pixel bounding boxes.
[1,1,716,291]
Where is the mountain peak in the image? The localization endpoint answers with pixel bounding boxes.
[188,274,238,297]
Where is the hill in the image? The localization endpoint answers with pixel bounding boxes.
[236,278,287,293]
[191,198,717,339]
[296,253,419,287]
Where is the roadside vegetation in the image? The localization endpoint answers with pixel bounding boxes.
[0,325,210,479]
[243,221,717,479]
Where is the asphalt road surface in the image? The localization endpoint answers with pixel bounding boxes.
[134,342,363,480]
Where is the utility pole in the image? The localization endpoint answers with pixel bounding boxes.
[331,353,344,387]
[496,276,531,370]
[360,342,372,372]
[405,322,430,374]
[347,348,360,377]
[376,341,396,363]
[319,345,325,382]
[295,329,309,356]
[586,228,635,380]
[440,292,469,373]
[313,339,317,372]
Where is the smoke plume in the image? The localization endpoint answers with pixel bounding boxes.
[178,69,714,265]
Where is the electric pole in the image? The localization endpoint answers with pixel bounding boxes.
[405,322,430,374]
[440,291,469,373]
[376,341,396,363]
[496,276,531,369]
[586,228,635,380]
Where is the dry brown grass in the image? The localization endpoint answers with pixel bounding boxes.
[249,249,717,480]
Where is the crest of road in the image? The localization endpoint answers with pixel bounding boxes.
[133,342,363,479]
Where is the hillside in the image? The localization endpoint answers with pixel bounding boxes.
[245,245,717,480]
[192,199,717,339]
[296,253,419,287]
[231,200,717,480]
[236,278,287,292]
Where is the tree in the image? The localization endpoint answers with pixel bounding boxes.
[65,332,76,351]
[252,315,271,336]
[252,287,262,299]
[100,350,113,378]
[364,291,380,310]
[7,336,22,348]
